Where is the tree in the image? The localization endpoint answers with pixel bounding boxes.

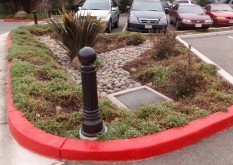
[119,0,133,12]
[13,0,32,12]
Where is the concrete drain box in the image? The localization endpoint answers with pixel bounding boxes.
[107,86,172,110]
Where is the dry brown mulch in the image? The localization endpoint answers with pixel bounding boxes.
[122,40,233,115]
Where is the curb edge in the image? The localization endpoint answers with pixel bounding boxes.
[7,33,233,161]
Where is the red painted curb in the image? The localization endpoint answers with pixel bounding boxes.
[60,107,233,160]
[4,19,45,23]
[8,110,66,159]
[7,33,233,161]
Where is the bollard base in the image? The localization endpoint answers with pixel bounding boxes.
[79,126,107,140]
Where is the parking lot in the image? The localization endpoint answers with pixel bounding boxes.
[112,13,175,33]
[182,32,233,75]
[113,13,233,33]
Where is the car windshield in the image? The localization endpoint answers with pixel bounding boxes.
[132,1,163,11]
[178,5,204,14]
[211,5,233,11]
[207,0,218,4]
[81,0,110,10]
[162,2,171,7]
[177,0,189,3]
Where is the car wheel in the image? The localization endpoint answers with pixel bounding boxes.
[169,17,173,24]
[114,16,119,28]
[170,19,173,24]
[106,20,112,33]
[175,20,180,30]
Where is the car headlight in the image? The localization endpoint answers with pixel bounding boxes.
[205,19,212,23]
[129,14,138,23]
[98,15,109,22]
[182,19,191,23]
[158,16,167,24]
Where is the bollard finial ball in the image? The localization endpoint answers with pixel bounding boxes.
[78,47,96,66]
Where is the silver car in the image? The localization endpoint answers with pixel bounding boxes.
[76,0,120,33]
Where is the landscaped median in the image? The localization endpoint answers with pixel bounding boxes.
[7,88,233,160]
[6,25,233,161]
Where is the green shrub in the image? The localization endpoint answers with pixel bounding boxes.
[138,68,158,82]
[126,35,145,46]
[201,64,218,76]
[173,46,187,55]
[154,30,177,59]
[138,66,170,86]
[171,61,203,98]
[47,8,106,61]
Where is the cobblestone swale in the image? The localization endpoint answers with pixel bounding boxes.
[36,35,153,98]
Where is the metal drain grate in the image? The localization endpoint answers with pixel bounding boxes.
[107,86,172,110]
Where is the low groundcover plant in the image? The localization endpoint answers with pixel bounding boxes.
[8,24,233,141]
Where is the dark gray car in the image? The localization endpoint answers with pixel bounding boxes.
[127,0,168,32]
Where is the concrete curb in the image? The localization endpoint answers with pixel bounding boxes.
[3,19,45,23]
[7,33,233,161]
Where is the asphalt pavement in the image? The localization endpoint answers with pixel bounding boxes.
[0,22,30,34]
[182,32,233,76]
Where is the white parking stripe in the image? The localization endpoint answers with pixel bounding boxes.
[228,36,233,39]
[122,23,127,32]
[177,36,233,86]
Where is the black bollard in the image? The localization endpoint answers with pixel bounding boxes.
[78,47,105,138]
[33,10,38,25]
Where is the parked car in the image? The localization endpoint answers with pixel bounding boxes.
[127,0,168,32]
[161,0,172,14]
[169,3,212,30]
[76,0,120,33]
[207,0,219,4]
[71,0,85,12]
[224,0,233,8]
[172,0,192,6]
[205,4,233,26]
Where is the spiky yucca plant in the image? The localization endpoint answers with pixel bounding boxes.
[47,8,106,62]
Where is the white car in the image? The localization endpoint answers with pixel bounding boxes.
[225,0,233,8]
[76,0,120,33]
[172,0,192,6]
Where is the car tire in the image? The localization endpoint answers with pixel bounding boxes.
[169,17,173,24]
[114,16,119,28]
[106,20,112,33]
[175,20,180,30]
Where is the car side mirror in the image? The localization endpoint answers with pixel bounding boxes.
[78,6,82,10]
[126,6,130,13]
[111,7,117,11]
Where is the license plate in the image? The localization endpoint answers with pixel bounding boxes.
[195,24,202,27]
[145,25,152,29]
[229,20,233,23]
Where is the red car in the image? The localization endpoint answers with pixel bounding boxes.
[205,4,233,26]
[169,4,212,30]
